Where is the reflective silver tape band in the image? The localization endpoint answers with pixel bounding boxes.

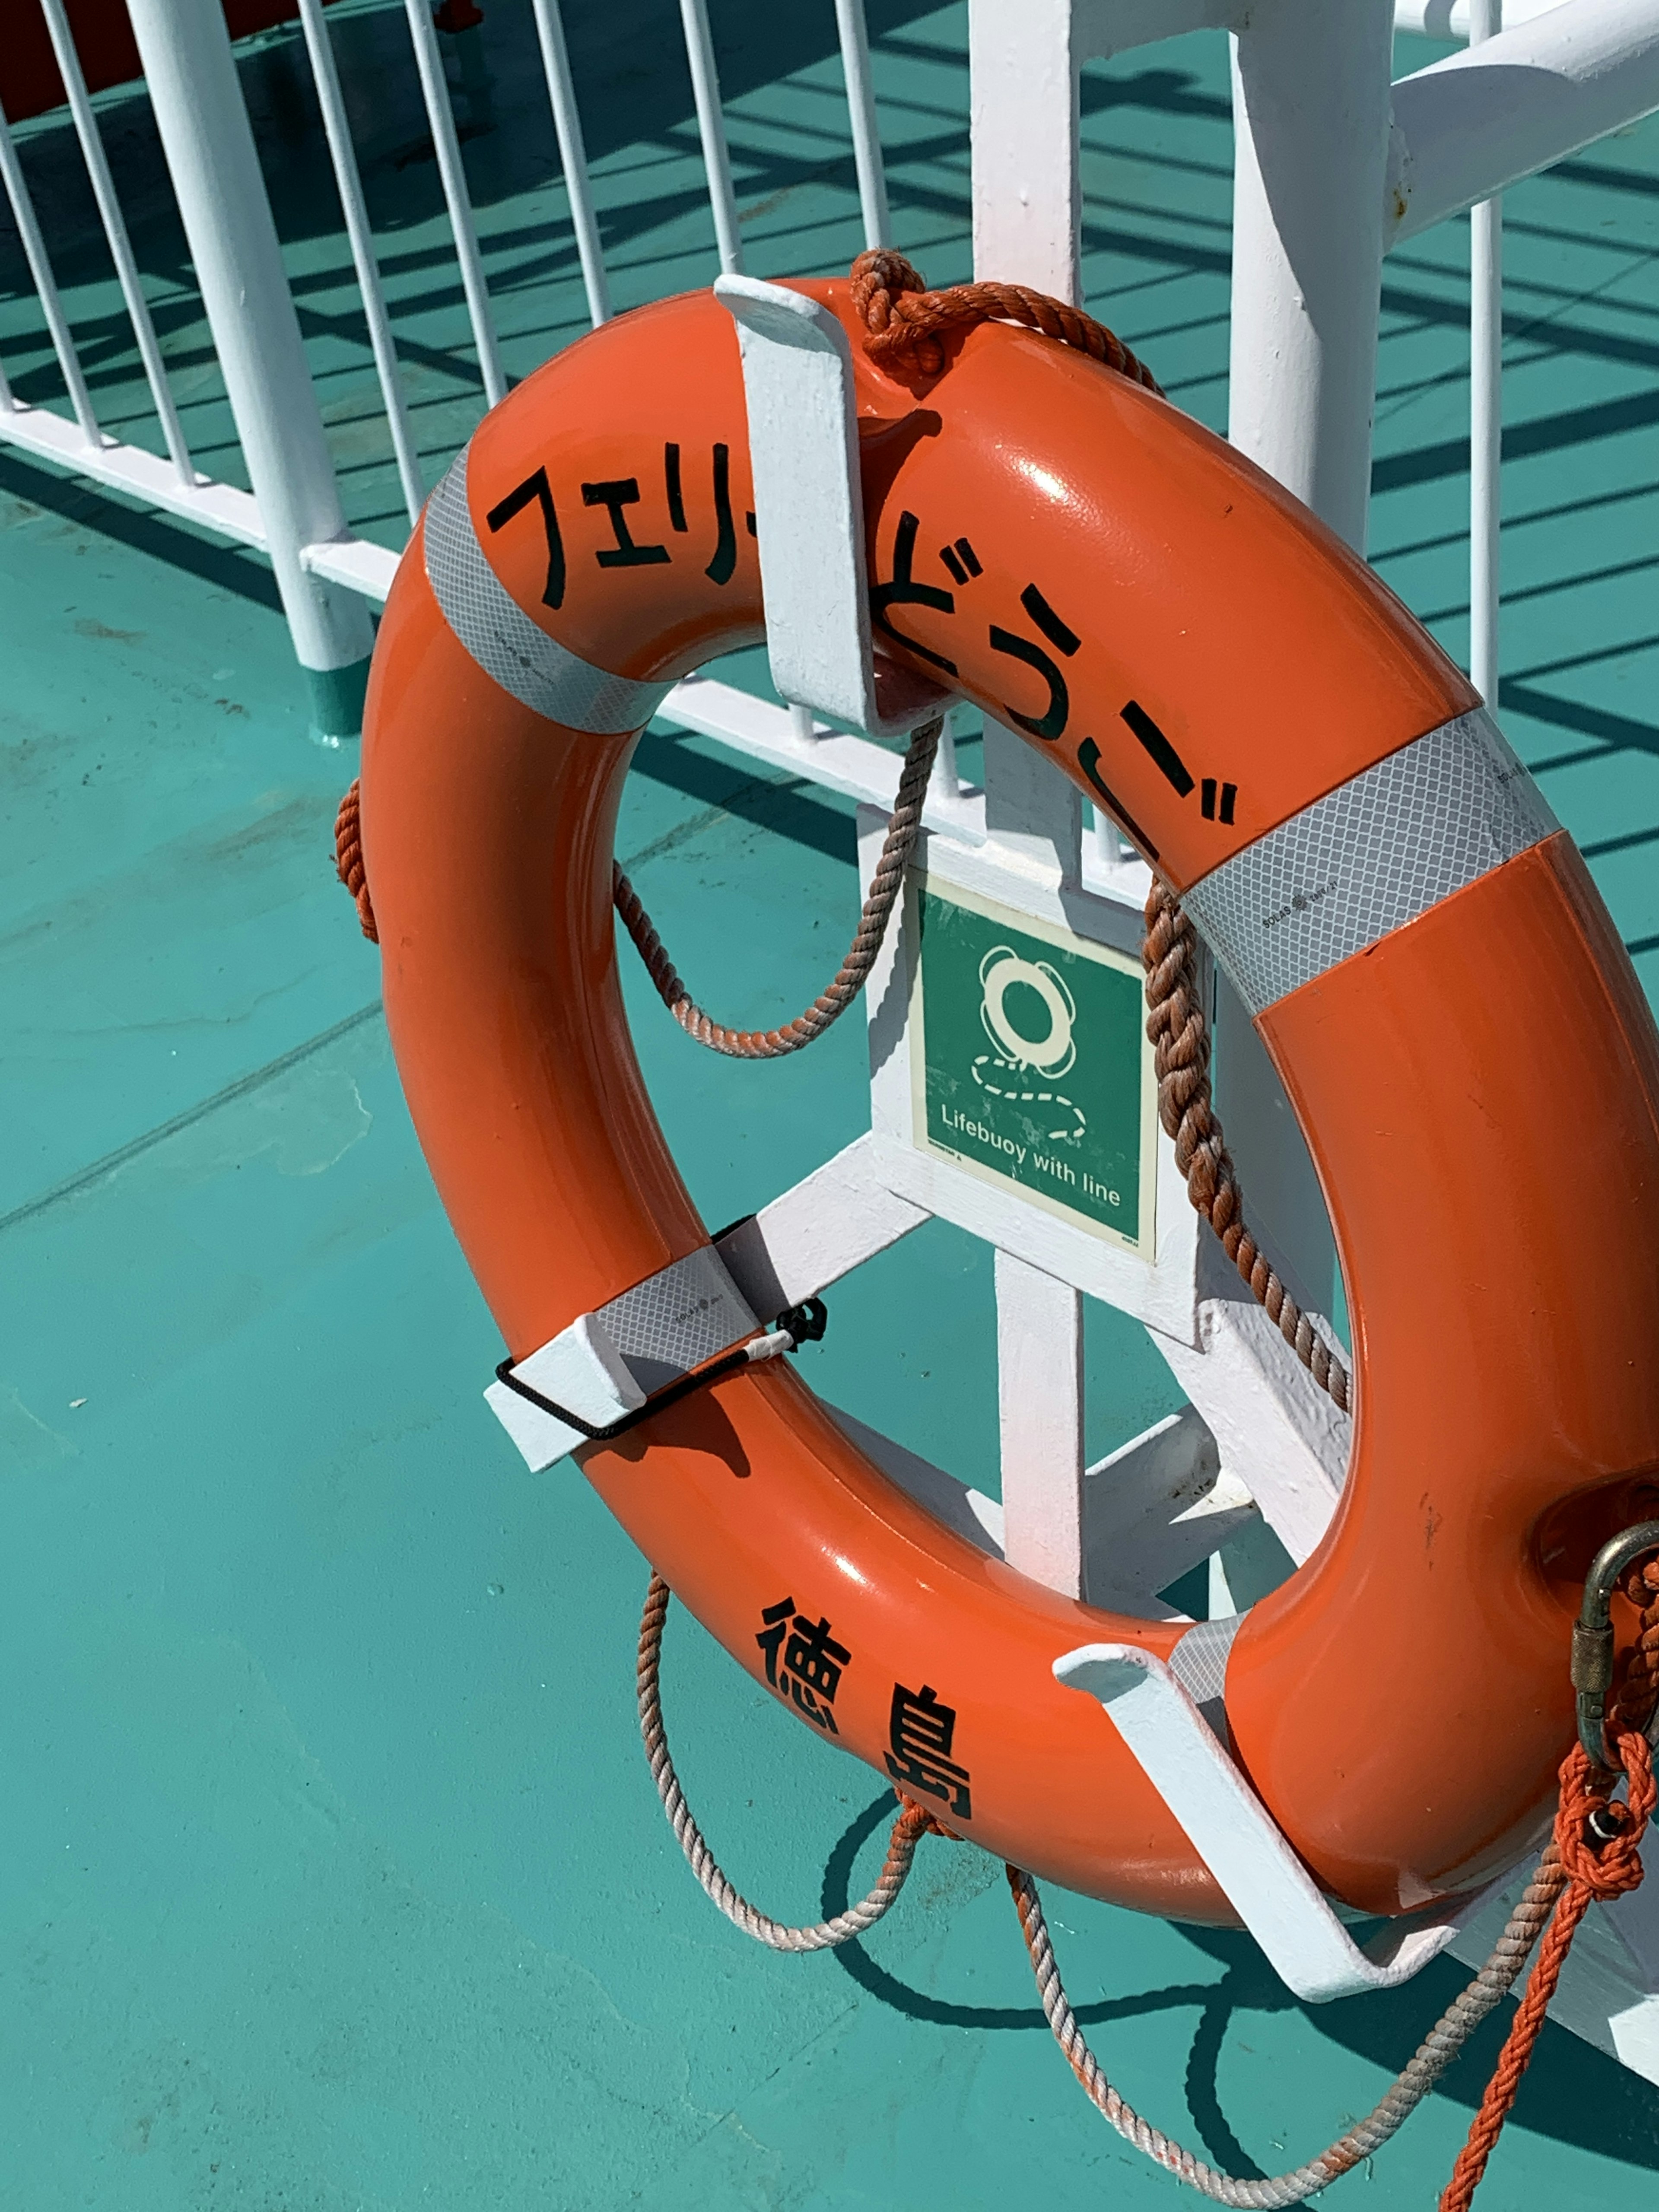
[1182,709,1559,1017]
[1169,1611,1245,1750]
[594,1246,758,1398]
[423,446,674,735]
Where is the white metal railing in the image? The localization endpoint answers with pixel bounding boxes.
[0,0,912,766]
[296,0,424,522]
[4,1,1653,754]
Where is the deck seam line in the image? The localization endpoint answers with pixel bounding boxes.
[0,998,384,1238]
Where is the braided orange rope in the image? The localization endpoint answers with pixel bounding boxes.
[848,247,1162,391]
[334,779,377,942]
[1440,1554,1659,2210]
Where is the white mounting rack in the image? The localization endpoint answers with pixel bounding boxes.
[688,274,1405,1995]
[715,276,950,740]
[1056,1642,1494,2002]
[701,233,1659,2025]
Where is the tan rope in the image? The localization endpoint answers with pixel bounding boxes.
[1007,1853,1566,2209]
[638,1575,943,1949]
[1143,877,1351,1412]
[1009,1554,1659,2207]
[614,712,941,1058]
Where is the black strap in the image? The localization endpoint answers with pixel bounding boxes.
[495,1297,828,1446]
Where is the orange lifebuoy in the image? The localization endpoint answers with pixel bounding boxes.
[360,277,1659,1924]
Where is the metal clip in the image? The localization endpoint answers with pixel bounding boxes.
[1574,1519,1659,1767]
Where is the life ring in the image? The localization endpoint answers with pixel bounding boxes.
[359,275,1659,1925]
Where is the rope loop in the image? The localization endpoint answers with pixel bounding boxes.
[1005,1852,1568,2209]
[334,777,378,943]
[638,1573,939,1951]
[848,247,1163,394]
[615,712,941,1057]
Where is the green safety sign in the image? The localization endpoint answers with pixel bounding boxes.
[909,877,1155,1254]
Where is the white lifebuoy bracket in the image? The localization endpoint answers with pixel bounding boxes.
[1055,1639,1503,2002]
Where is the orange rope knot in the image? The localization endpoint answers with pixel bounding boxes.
[848,247,1163,395]
[1440,1576,1658,2212]
[1556,1732,1655,1895]
[334,776,378,943]
[898,1795,966,1843]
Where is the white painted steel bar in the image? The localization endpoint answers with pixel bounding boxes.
[678,0,744,274]
[1470,0,1503,708]
[928,704,963,806]
[1055,1644,1481,2000]
[1224,0,1519,1322]
[0,98,102,445]
[662,673,987,840]
[969,0,1081,300]
[38,0,192,480]
[968,0,1227,303]
[996,1250,1086,1598]
[717,275,949,735]
[401,0,507,406]
[1229,0,1397,553]
[1395,0,1567,32]
[1388,0,1659,248]
[125,0,374,697]
[298,0,425,522]
[1093,806,1125,871]
[0,396,261,536]
[530,0,612,327]
[834,0,891,250]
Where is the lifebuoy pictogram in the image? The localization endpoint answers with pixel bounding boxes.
[359,276,1659,1924]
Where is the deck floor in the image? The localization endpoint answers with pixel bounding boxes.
[3,6,1659,2205]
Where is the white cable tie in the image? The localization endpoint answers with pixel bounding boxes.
[744,1328,795,1362]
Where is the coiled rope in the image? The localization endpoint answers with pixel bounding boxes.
[638,1575,947,1949]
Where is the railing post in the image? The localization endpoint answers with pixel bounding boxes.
[1227,0,1396,554]
[125,0,375,740]
[969,0,1081,301]
[1219,0,1396,1320]
[1469,0,1503,710]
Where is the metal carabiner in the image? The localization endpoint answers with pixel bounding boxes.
[1572,1519,1659,1767]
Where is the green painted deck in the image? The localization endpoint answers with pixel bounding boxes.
[3,6,1659,2204]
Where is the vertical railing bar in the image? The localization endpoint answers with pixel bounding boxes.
[677,0,744,275]
[39,0,194,481]
[296,0,425,522]
[1092,804,1125,871]
[400,0,506,407]
[1468,0,1502,710]
[0,97,103,446]
[528,0,611,328]
[928,705,962,802]
[833,0,890,251]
